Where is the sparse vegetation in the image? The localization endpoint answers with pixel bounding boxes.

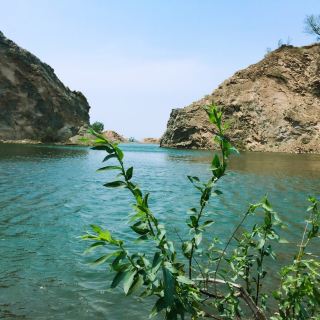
[305,14,320,41]
[91,121,104,133]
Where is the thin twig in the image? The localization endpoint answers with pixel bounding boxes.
[213,209,251,293]
[196,278,267,320]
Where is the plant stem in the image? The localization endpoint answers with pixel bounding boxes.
[189,202,206,279]
[296,210,313,262]
[255,245,265,305]
[117,152,156,237]
[214,209,251,293]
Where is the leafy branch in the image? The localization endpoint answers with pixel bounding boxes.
[82,103,319,320]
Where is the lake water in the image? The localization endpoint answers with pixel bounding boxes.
[0,143,319,319]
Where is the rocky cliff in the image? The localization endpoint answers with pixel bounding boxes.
[0,31,90,143]
[161,44,320,153]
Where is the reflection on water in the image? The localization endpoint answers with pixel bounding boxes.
[230,151,320,178]
[0,143,89,159]
[164,148,320,178]
[0,143,319,319]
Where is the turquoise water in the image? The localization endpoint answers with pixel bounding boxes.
[0,143,319,319]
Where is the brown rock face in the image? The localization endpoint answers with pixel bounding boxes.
[67,128,126,145]
[142,137,160,144]
[161,44,320,153]
[0,31,90,142]
[102,130,127,143]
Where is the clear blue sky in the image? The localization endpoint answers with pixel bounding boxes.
[1,0,319,139]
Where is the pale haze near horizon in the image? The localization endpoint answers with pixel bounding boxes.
[1,0,319,139]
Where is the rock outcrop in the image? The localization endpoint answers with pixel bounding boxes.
[67,128,127,145]
[142,137,160,144]
[102,130,127,143]
[161,44,320,153]
[0,31,90,143]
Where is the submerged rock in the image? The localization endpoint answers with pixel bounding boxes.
[0,31,90,143]
[161,44,320,153]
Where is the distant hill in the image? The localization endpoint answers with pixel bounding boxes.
[161,44,320,153]
[0,31,90,143]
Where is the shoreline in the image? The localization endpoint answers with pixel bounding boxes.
[0,139,319,154]
[0,139,160,147]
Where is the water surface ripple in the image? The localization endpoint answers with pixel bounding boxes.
[0,144,319,319]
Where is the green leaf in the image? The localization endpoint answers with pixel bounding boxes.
[182,241,192,258]
[126,167,133,180]
[152,252,162,272]
[111,251,126,270]
[194,232,202,247]
[212,154,220,169]
[94,138,107,144]
[166,241,175,255]
[163,266,175,306]
[92,145,114,153]
[81,234,99,240]
[228,146,239,154]
[187,176,200,183]
[90,224,102,234]
[114,146,124,161]
[212,189,223,196]
[123,270,137,295]
[164,261,178,274]
[151,297,166,317]
[257,238,265,249]
[99,229,112,242]
[264,211,272,226]
[111,270,128,288]
[202,220,214,228]
[131,221,149,235]
[200,187,211,206]
[189,215,198,228]
[97,165,122,172]
[92,252,116,265]
[103,181,127,188]
[262,197,272,212]
[127,274,144,295]
[84,241,105,254]
[143,193,150,207]
[103,154,117,162]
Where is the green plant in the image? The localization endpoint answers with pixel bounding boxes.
[82,104,319,319]
[91,121,104,133]
[272,197,320,320]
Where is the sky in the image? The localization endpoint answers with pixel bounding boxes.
[1,0,319,139]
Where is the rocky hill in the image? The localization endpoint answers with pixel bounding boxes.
[0,31,90,143]
[161,44,320,153]
[67,128,127,145]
